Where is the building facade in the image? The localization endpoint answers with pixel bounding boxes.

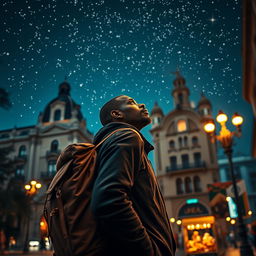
[218,154,256,222]
[0,81,93,247]
[150,72,224,254]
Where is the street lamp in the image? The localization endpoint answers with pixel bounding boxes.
[23,180,42,253]
[203,110,254,256]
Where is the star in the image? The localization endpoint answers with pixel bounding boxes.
[210,17,216,23]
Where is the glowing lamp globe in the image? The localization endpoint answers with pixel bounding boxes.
[204,122,215,133]
[232,113,243,126]
[216,111,228,123]
[36,183,42,189]
[30,180,37,186]
[25,184,31,190]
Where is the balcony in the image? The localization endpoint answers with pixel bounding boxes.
[46,149,61,159]
[14,155,27,163]
[166,161,206,172]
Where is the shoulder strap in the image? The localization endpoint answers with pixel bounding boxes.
[95,127,143,149]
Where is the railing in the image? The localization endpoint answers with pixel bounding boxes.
[14,155,27,162]
[166,161,206,172]
[46,149,61,158]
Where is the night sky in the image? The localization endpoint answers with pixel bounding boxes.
[0,0,253,162]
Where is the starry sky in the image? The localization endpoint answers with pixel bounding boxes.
[0,0,253,161]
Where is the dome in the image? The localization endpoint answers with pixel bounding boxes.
[41,81,84,123]
[198,93,212,107]
[151,102,164,116]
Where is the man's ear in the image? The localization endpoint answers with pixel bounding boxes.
[110,110,124,119]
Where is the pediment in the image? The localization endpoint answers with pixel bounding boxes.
[40,124,69,135]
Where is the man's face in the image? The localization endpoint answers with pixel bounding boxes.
[111,95,151,130]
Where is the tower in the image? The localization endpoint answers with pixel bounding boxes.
[150,72,220,253]
[172,71,191,109]
[150,102,164,128]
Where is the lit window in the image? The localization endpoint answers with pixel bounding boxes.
[177,120,187,132]
[16,166,24,176]
[19,145,26,156]
[48,160,56,175]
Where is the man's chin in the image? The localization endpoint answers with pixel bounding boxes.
[142,116,152,126]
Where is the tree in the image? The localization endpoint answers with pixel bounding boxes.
[0,147,29,249]
[0,96,29,248]
[0,88,11,110]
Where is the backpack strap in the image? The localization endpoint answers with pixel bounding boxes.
[95,127,143,149]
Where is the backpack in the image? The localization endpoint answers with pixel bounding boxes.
[43,128,141,256]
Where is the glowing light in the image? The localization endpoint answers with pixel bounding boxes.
[170,218,175,223]
[35,183,42,189]
[216,111,228,123]
[40,221,45,227]
[30,180,37,185]
[232,113,243,126]
[226,196,231,202]
[204,122,215,133]
[176,220,182,225]
[248,210,252,216]
[25,184,31,190]
[226,217,231,222]
[230,219,236,225]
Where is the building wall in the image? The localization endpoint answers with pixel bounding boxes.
[218,155,256,221]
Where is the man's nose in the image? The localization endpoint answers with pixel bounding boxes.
[139,103,146,109]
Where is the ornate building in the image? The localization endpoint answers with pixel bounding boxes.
[242,0,256,158]
[150,72,222,254]
[0,80,93,247]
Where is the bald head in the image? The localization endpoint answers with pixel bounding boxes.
[100,95,124,125]
[99,95,151,130]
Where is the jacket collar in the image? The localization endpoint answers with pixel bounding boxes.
[93,122,154,155]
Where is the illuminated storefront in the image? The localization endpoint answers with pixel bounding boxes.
[177,200,218,256]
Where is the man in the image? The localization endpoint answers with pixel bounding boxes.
[91,95,176,256]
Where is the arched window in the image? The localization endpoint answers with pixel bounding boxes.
[184,136,188,147]
[169,140,175,150]
[48,160,56,176]
[182,154,189,169]
[51,140,59,152]
[178,137,182,148]
[170,156,177,171]
[194,152,202,167]
[16,165,24,176]
[177,120,187,132]
[192,136,199,147]
[176,178,183,195]
[194,176,202,192]
[203,108,209,115]
[185,177,192,193]
[54,109,61,121]
[178,93,183,105]
[19,145,26,156]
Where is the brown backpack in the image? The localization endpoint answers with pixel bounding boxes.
[43,128,142,256]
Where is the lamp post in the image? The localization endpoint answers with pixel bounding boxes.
[23,180,42,253]
[203,111,254,256]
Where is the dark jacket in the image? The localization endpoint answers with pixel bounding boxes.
[91,122,176,256]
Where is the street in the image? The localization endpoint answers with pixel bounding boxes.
[1,248,255,256]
